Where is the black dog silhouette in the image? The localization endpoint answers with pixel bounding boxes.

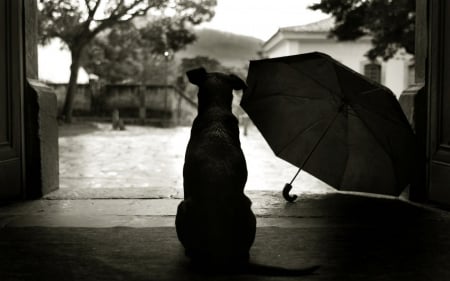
[175,67,319,275]
[176,67,254,267]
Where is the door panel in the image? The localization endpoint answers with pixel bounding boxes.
[0,1,7,145]
[428,0,450,205]
[0,0,23,200]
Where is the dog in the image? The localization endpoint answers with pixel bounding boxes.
[175,67,319,275]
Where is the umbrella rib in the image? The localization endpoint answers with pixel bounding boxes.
[280,62,340,96]
[347,104,397,175]
[360,83,393,95]
[330,62,404,127]
[247,92,329,103]
[360,88,386,96]
[286,109,342,184]
[353,104,411,129]
[275,118,325,155]
[277,109,341,162]
[350,102,412,133]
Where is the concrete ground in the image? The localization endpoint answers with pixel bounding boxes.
[1,121,337,227]
[1,122,449,280]
[1,191,450,280]
[55,122,333,199]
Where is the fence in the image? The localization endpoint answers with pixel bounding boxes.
[48,82,197,126]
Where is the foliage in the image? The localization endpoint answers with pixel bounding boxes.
[40,0,160,49]
[309,0,415,60]
[82,23,143,83]
[139,17,197,54]
[38,0,217,122]
[176,56,224,90]
[179,56,227,73]
[176,56,247,116]
[83,16,198,84]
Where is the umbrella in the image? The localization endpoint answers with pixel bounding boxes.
[241,52,417,201]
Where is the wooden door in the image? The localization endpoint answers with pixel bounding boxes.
[0,1,24,200]
[428,0,450,205]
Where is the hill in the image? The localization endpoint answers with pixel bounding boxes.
[175,28,263,68]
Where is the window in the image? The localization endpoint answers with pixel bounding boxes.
[364,63,381,83]
[408,63,415,85]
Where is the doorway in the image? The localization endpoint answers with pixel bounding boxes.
[0,0,24,201]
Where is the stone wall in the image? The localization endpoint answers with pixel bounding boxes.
[47,82,197,125]
[49,83,92,113]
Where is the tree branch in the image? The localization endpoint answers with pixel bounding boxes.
[89,0,102,18]
[92,0,160,36]
[110,0,128,17]
[110,0,126,17]
[119,5,153,22]
[84,0,92,13]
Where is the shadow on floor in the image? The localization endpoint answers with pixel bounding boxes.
[0,193,449,280]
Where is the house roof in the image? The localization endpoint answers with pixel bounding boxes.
[263,17,371,52]
[263,17,334,50]
[279,17,335,33]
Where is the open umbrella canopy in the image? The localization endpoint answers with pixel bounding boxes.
[241,52,417,197]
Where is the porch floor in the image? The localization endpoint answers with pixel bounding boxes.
[1,191,449,280]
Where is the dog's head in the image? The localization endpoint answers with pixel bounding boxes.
[186,67,247,112]
[187,67,247,91]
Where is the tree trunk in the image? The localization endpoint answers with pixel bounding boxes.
[62,48,82,123]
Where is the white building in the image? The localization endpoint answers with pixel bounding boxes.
[262,18,414,98]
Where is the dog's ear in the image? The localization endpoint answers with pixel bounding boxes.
[186,67,207,86]
[228,74,247,91]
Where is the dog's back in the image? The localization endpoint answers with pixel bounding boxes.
[183,109,246,199]
[175,67,255,267]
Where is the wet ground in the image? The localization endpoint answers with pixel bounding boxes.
[3,125,450,281]
[58,122,334,198]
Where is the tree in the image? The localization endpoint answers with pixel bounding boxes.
[133,15,199,84]
[177,56,232,90]
[83,16,197,84]
[39,0,216,122]
[179,56,226,74]
[83,22,143,83]
[309,0,415,60]
[177,56,247,117]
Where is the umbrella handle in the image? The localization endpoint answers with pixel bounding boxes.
[283,183,297,202]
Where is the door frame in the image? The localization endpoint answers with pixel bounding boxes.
[426,0,450,205]
[0,0,25,200]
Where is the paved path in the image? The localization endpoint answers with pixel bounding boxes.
[58,122,333,196]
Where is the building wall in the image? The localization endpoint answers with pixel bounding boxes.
[266,40,292,58]
[384,56,411,97]
[264,36,412,98]
[291,39,372,72]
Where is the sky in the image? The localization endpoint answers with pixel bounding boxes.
[38,0,329,83]
[198,0,329,41]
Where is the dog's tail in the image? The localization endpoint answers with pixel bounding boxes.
[243,263,320,276]
[188,259,320,276]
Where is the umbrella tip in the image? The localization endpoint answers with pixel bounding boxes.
[283,183,298,203]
